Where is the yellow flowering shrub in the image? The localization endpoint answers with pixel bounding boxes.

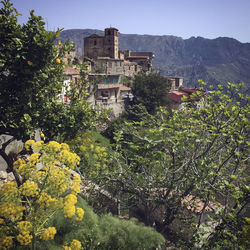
[17,232,33,246]
[75,207,85,221]
[74,131,109,180]
[64,194,77,218]
[0,236,13,249]
[20,180,39,197]
[25,139,35,151]
[40,227,57,240]
[0,181,18,200]
[0,139,84,249]
[17,221,32,233]
[63,239,82,250]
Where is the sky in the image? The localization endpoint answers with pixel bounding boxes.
[10,0,250,43]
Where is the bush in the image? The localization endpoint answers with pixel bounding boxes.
[50,196,165,250]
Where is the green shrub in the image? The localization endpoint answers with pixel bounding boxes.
[49,196,165,249]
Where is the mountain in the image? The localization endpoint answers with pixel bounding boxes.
[58,29,250,88]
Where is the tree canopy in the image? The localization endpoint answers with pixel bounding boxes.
[0,0,96,142]
[97,81,250,248]
[131,71,171,114]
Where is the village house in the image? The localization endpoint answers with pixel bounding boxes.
[83,27,153,116]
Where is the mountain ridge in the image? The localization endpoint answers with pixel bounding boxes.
[58,29,250,88]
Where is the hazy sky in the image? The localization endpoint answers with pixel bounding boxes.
[11,0,250,43]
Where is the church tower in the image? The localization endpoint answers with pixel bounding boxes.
[104,28,119,59]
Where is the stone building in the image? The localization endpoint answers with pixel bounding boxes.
[84,28,119,59]
[84,27,153,76]
[83,27,154,116]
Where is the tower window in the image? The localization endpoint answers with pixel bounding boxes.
[94,40,97,46]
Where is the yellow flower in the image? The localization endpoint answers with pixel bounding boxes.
[27,61,32,66]
[29,153,40,165]
[17,232,33,245]
[72,174,81,194]
[40,227,56,240]
[0,181,18,199]
[14,158,35,177]
[25,139,35,151]
[36,192,57,209]
[0,236,13,249]
[17,221,32,233]
[61,143,70,151]
[32,141,44,152]
[64,194,77,218]
[59,149,80,169]
[20,180,39,197]
[47,141,61,152]
[0,202,24,221]
[56,58,61,64]
[70,239,82,250]
[63,246,72,250]
[75,207,84,221]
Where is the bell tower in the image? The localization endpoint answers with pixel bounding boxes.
[104,27,119,59]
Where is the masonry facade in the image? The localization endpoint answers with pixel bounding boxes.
[83,27,153,116]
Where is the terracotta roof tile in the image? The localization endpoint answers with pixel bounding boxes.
[168,91,189,103]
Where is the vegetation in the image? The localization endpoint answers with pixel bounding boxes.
[51,196,165,250]
[0,1,165,249]
[132,71,171,114]
[0,140,83,249]
[0,0,97,143]
[98,81,250,248]
[0,1,249,249]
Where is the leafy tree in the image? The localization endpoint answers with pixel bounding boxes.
[131,71,171,114]
[101,81,250,247]
[0,0,100,188]
[0,0,97,143]
[102,104,151,142]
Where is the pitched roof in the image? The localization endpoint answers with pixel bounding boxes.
[168,88,203,103]
[168,91,189,103]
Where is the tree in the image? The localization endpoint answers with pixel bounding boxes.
[131,71,171,114]
[0,0,100,187]
[100,81,250,247]
[0,0,97,143]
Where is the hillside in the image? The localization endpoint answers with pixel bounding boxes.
[58,29,250,88]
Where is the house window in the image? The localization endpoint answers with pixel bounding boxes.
[176,79,180,87]
[94,40,97,46]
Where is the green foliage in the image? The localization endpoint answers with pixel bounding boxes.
[103,104,152,142]
[0,0,97,142]
[131,71,171,114]
[68,130,111,181]
[50,196,165,250]
[101,81,250,247]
